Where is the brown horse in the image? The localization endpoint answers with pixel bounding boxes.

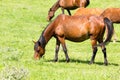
[34,14,113,65]
[47,0,90,21]
[100,8,120,23]
[73,8,120,23]
[100,8,120,42]
[73,8,120,42]
[73,8,104,16]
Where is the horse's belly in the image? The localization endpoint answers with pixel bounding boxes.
[66,35,90,42]
[59,0,78,9]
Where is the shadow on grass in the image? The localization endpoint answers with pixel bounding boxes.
[110,40,120,43]
[46,59,119,66]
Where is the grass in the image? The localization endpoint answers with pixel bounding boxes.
[0,0,120,80]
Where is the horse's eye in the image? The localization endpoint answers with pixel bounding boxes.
[37,50,40,53]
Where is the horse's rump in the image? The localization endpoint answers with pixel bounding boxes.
[100,8,120,23]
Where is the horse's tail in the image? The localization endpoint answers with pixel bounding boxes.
[103,17,114,44]
[98,17,114,46]
[85,0,90,7]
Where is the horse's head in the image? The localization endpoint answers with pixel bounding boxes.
[47,8,55,21]
[33,41,45,60]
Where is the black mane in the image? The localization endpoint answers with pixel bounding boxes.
[37,31,46,48]
[37,24,50,48]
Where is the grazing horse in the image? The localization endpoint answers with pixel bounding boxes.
[34,14,113,65]
[47,0,90,21]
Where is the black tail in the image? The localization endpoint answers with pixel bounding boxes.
[96,18,113,47]
[103,17,114,45]
[85,0,90,7]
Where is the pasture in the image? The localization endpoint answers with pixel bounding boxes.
[0,0,120,80]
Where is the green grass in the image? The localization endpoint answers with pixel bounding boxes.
[0,0,120,80]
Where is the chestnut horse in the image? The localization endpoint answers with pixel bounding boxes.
[47,0,90,21]
[100,8,120,42]
[73,8,120,42]
[100,8,120,23]
[73,8,120,23]
[73,8,104,16]
[34,14,113,65]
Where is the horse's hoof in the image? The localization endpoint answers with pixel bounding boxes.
[66,59,70,63]
[89,63,92,65]
[89,61,94,65]
[54,59,58,62]
[104,62,108,66]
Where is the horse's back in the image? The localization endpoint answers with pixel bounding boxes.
[100,8,120,23]
[73,8,103,16]
[54,14,89,41]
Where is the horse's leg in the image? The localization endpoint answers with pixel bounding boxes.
[89,40,98,64]
[112,30,118,43]
[58,37,70,62]
[47,1,60,21]
[67,9,71,15]
[102,47,108,65]
[98,40,108,65]
[62,43,70,62]
[54,38,60,62]
[61,8,71,15]
[61,7,65,14]
[100,44,108,65]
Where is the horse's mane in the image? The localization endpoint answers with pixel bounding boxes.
[38,24,50,48]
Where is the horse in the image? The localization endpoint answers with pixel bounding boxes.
[100,8,120,42]
[100,8,120,23]
[73,8,120,42]
[73,8,120,23]
[73,8,104,16]
[47,0,90,21]
[33,14,113,65]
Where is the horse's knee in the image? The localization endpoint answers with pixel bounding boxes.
[55,47,59,53]
[93,47,98,53]
[102,48,106,53]
[63,47,67,53]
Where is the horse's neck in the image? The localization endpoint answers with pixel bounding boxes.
[39,23,54,48]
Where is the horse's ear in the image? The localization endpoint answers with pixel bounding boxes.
[38,41,41,46]
[32,40,36,44]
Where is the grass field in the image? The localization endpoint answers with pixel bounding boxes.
[0,0,120,80]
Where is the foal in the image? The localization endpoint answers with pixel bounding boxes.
[47,0,90,21]
[34,14,113,65]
